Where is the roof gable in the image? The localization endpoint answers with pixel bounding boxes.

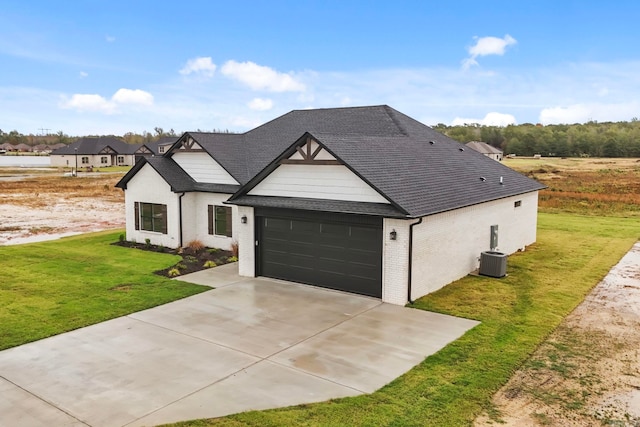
[230,133,399,210]
[171,151,240,185]
[119,105,544,217]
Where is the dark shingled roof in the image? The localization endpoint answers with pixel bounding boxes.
[466,141,503,155]
[51,136,138,155]
[115,157,240,194]
[307,132,542,217]
[229,195,406,218]
[118,105,544,218]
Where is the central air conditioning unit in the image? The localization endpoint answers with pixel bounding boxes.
[479,251,507,278]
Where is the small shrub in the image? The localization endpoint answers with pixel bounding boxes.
[186,239,205,252]
[231,241,239,257]
[184,255,198,264]
[176,263,187,270]
[203,260,217,268]
[167,268,181,277]
[227,256,238,263]
[158,245,165,252]
[207,248,220,254]
[118,234,125,243]
[144,238,151,248]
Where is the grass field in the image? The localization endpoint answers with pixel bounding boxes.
[506,157,640,217]
[0,230,207,351]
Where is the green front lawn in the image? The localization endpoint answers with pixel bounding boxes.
[0,230,207,351]
[173,213,640,427]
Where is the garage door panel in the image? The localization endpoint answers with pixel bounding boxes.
[264,217,290,232]
[291,220,319,233]
[258,214,382,298]
[349,264,380,280]
[345,250,380,265]
[320,223,349,237]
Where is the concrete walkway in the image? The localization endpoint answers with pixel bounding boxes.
[0,264,479,427]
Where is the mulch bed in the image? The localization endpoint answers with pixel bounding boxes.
[113,240,235,278]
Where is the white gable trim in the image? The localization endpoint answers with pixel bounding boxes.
[288,139,336,161]
[248,164,389,203]
[172,151,239,185]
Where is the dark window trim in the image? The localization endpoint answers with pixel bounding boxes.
[209,205,232,237]
[514,200,522,208]
[135,202,167,234]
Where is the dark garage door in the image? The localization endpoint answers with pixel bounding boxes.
[257,210,382,298]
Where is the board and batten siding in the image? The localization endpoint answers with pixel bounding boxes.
[123,164,181,248]
[171,151,239,185]
[248,164,389,203]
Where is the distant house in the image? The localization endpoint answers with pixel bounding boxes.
[50,137,153,168]
[144,136,180,156]
[466,141,503,161]
[116,105,544,306]
[13,143,32,153]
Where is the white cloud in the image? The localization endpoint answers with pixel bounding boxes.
[79,71,88,78]
[221,60,305,92]
[463,35,517,69]
[112,88,154,105]
[452,112,517,126]
[60,88,154,114]
[179,57,217,77]
[105,35,116,43]
[539,102,640,124]
[247,97,273,111]
[61,94,115,114]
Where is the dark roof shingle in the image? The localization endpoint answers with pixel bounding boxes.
[118,105,544,218]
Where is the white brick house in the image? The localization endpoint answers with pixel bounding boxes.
[117,105,544,305]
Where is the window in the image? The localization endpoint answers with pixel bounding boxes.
[117,156,124,164]
[514,200,522,208]
[101,156,108,164]
[159,146,165,153]
[81,156,89,164]
[208,205,232,237]
[134,202,167,233]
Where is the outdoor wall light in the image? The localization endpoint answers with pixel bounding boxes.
[241,215,247,224]
[390,229,397,240]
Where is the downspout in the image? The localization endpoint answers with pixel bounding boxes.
[178,192,185,248]
[407,217,423,305]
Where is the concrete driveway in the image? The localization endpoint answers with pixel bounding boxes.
[0,264,479,427]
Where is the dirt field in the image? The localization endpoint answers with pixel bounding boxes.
[475,244,640,427]
[0,170,125,245]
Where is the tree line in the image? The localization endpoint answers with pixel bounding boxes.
[0,127,237,147]
[434,119,640,157]
[3,120,640,157]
